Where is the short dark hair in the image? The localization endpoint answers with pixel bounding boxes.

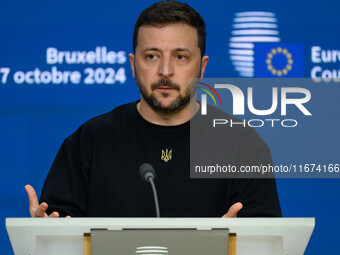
[133,1,206,57]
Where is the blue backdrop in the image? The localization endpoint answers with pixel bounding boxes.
[1,0,339,254]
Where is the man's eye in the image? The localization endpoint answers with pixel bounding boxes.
[146,54,157,60]
[176,54,187,60]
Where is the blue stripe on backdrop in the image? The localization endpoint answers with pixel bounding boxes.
[1,0,339,254]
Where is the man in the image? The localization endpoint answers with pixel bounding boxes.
[26,1,281,218]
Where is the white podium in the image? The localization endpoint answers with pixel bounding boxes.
[6,218,314,255]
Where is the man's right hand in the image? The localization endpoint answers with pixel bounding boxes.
[25,184,69,218]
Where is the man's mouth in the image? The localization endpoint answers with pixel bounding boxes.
[151,79,180,91]
[157,86,175,91]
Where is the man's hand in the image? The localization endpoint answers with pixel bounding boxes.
[25,184,71,218]
[222,202,243,218]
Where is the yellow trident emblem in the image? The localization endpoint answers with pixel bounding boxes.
[161,149,172,162]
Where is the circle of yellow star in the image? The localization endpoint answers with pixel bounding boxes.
[266,47,293,77]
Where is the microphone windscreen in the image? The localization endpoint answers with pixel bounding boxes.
[139,163,156,182]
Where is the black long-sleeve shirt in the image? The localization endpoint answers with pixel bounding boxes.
[40,101,281,217]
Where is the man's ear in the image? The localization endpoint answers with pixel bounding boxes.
[200,56,209,78]
[129,53,135,78]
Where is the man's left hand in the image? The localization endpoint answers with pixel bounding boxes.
[222,202,243,218]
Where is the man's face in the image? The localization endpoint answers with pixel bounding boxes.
[129,23,208,113]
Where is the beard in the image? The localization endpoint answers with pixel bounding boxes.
[135,67,201,114]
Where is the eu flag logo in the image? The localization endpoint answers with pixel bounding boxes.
[254,43,304,77]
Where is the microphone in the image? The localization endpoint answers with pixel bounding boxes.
[139,163,160,217]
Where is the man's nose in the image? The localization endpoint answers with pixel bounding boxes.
[158,57,174,78]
